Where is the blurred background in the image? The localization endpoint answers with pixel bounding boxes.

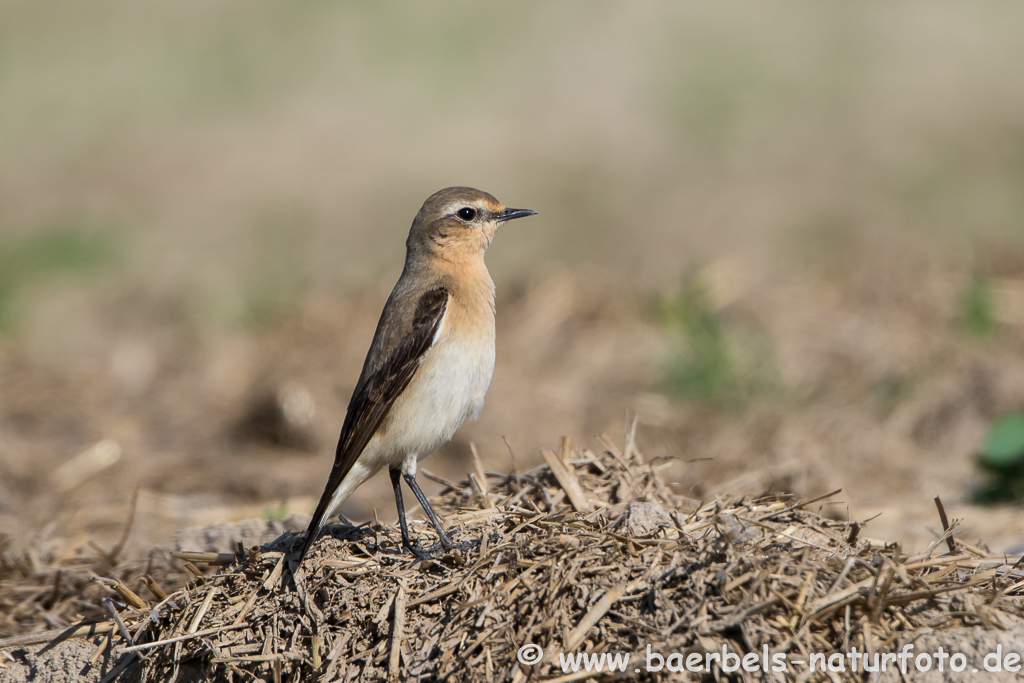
[3,1,1024,555]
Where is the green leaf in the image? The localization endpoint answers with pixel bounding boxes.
[981,413,1024,468]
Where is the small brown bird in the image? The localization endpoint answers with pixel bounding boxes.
[298,187,536,563]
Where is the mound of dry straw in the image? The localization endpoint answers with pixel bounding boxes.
[5,435,1024,681]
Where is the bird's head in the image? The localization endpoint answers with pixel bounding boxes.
[407,186,536,261]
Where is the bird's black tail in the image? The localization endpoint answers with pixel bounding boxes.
[296,483,335,564]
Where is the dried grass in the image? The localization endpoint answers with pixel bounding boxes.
[0,502,188,644]
[3,435,1024,681]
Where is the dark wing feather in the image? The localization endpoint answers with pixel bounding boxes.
[298,288,448,562]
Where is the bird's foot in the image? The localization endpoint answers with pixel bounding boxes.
[402,538,444,560]
[401,534,475,559]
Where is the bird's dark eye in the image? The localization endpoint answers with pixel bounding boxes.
[456,207,477,221]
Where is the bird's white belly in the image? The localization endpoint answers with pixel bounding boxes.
[324,327,494,520]
[381,331,495,462]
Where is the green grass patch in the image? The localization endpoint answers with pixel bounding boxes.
[0,220,117,332]
[657,272,777,407]
[263,500,290,522]
[959,273,995,338]
[238,214,308,330]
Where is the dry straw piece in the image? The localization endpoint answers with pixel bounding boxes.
[3,435,1024,681]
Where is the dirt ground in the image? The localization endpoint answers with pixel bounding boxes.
[4,6,1024,676]
[4,247,1024,562]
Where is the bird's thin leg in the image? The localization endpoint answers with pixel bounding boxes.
[389,467,418,555]
[403,472,455,551]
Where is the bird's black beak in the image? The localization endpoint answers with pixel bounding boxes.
[496,207,537,223]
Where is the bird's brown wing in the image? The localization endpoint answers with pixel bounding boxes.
[298,288,449,562]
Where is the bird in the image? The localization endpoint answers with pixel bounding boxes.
[297,186,536,564]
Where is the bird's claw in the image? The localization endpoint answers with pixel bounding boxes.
[401,534,474,559]
[403,536,449,559]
